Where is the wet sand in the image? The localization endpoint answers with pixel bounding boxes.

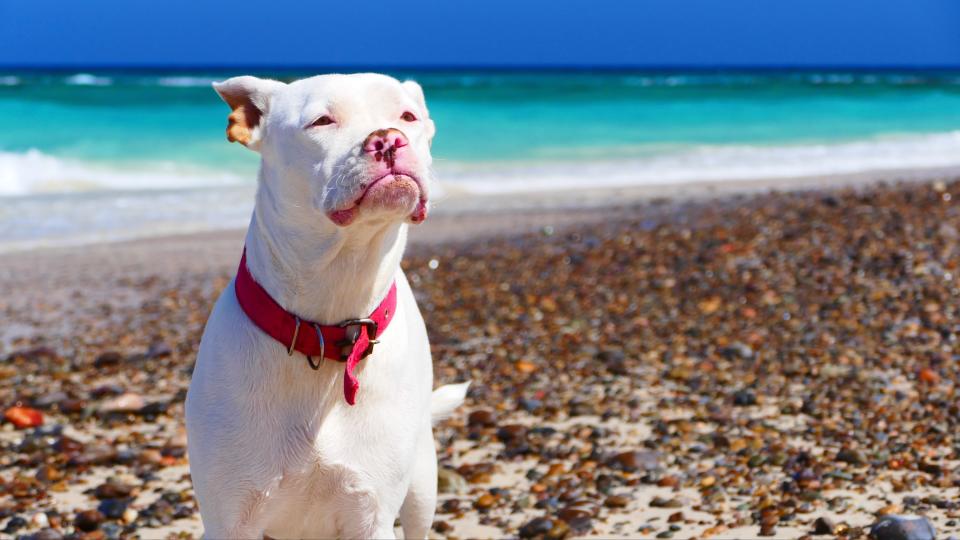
[4,172,960,539]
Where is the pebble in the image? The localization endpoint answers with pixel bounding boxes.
[606,451,659,473]
[101,523,122,539]
[3,516,27,534]
[4,406,43,429]
[813,516,836,535]
[140,499,174,525]
[877,504,903,516]
[30,512,50,529]
[29,529,64,540]
[567,516,592,535]
[545,519,570,540]
[496,424,527,443]
[467,409,497,427]
[122,508,138,525]
[918,460,942,476]
[869,515,936,540]
[69,445,118,467]
[35,465,62,483]
[94,480,135,499]
[604,495,629,508]
[733,389,757,406]
[458,462,494,484]
[146,341,172,358]
[474,494,496,511]
[174,504,194,519]
[137,448,163,466]
[649,496,683,508]
[59,398,87,414]
[440,499,460,513]
[534,497,558,510]
[518,517,553,538]
[556,507,591,521]
[656,475,679,488]
[918,368,939,384]
[836,448,867,465]
[97,499,129,520]
[437,468,467,494]
[517,398,543,412]
[93,352,123,368]
[74,509,105,532]
[97,393,145,414]
[33,391,68,409]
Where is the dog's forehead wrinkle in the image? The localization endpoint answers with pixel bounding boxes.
[297,93,328,126]
[290,73,404,112]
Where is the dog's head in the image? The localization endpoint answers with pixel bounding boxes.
[213,73,435,228]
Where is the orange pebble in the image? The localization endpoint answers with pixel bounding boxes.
[4,406,43,429]
[919,368,939,384]
[515,360,537,374]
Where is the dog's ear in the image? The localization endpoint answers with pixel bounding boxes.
[212,76,286,151]
[402,80,436,146]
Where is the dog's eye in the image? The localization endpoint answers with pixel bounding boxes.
[311,115,335,127]
[401,111,418,122]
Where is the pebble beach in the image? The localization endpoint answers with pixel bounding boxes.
[3,177,960,539]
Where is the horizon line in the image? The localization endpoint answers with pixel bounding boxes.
[2,63,960,73]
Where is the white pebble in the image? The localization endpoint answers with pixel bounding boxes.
[31,512,49,528]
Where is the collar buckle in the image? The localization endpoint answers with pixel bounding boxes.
[337,318,380,360]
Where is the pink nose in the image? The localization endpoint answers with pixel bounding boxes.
[363,129,408,167]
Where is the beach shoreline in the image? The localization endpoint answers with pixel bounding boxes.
[5,162,960,258]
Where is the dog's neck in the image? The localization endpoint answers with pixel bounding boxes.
[242,163,407,324]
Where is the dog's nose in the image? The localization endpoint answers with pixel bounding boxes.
[363,129,408,167]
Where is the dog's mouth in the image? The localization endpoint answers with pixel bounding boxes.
[328,172,428,227]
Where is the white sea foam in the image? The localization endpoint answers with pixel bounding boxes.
[154,76,219,87]
[439,131,960,194]
[7,132,960,199]
[0,149,248,196]
[64,73,113,86]
[0,76,20,86]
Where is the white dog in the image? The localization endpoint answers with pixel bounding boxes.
[185,73,468,539]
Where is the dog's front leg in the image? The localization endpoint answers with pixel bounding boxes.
[198,486,271,540]
[399,426,438,540]
[336,509,398,540]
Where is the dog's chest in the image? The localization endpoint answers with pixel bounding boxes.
[263,457,372,537]
[260,414,415,537]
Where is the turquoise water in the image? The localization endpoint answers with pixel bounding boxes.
[3,70,960,174]
[3,69,960,249]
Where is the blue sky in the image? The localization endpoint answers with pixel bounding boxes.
[2,0,959,67]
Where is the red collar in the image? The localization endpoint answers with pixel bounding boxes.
[234,249,397,405]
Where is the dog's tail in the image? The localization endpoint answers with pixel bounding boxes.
[431,382,471,425]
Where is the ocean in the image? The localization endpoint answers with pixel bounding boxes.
[3,69,960,251]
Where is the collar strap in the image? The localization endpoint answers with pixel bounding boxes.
[234,248,397,405]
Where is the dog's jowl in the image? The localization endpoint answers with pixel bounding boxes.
[185,73,469,539]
